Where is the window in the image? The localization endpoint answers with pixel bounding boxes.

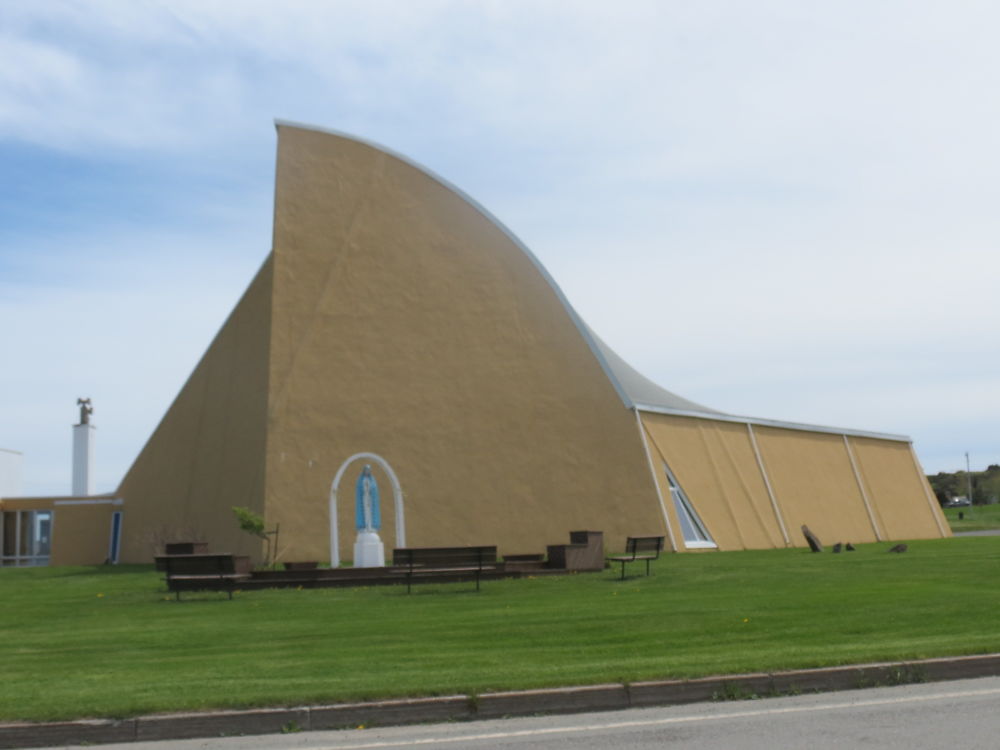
[108,511,122,564]
[0,510,52,566]
[664,464,716,549]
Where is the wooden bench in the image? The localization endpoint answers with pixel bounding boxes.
[392,546,498,593]
[155,554,251,600]
[607,536,664,580]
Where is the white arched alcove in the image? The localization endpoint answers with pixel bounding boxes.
[329,452,405,567]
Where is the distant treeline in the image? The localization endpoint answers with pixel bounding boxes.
[927,464,1000,506]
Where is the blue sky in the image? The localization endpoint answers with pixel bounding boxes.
[2,0,998,495]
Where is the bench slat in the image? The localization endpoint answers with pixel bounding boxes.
[392,546,498,592]
[156,554,250,600]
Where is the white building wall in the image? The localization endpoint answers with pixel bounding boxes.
[0,448,24,498]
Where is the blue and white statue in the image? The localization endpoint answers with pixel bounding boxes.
[355,464,381,532]
[352,464,385,567]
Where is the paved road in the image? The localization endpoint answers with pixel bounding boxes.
[58,677,1000,750]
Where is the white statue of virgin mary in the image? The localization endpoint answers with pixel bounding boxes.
[352,464,385,567]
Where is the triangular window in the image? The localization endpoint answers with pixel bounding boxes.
[664,464,716,549]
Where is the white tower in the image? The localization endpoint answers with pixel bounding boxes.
[72,398,95,496]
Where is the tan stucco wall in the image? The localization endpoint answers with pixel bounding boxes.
[640,413,786,551]
[849,437,950,540]
[637,413,947,550]
[50,504,118,566]
[753,426,879,546]
[115,259,273,562]
[265,124,664,561]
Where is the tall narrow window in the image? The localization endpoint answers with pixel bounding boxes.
[108,511,123,565]
[664,464,716,549]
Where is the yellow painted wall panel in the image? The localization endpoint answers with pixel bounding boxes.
[755,426,878,546]
[849,437,949,540]
[712,422,787,548]
[641,414,785,551]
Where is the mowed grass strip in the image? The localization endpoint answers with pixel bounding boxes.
[943,504,1000,532]
[2,536,999,722]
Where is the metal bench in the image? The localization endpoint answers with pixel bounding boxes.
[606,536,665,580]
[155,553,251,600]
[392,546,498,593]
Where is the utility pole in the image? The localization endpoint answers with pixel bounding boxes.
[966,452,974,505]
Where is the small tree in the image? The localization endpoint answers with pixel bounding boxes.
[232,506,278,566]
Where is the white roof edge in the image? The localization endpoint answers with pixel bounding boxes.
[0,448,23,455]
[634,403,912,443]
[273,119,634,408]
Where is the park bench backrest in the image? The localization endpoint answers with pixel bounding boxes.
[159,554,238,577]
[393,546,498,570]
[626,536,664,559]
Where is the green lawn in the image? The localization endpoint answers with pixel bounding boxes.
[943,504,1000,532]
[2,537,999,722]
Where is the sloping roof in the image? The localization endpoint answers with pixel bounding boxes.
[585,328,722,415]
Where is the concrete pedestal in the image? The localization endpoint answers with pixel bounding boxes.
[353,530,385,567]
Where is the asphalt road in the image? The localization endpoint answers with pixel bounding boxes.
[56,676,1000,750]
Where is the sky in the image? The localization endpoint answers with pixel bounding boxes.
[1,0,998,496]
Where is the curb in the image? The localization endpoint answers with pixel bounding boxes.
[3,653,999,748]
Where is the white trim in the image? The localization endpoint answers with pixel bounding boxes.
[53,498,122,506]
[683,540,718,549]
[747,423,790,546]
[843,435,883,542]
[636,404,911,443]
[273,120,634,409]
[634,409,678,552]
[909,446,949,537]
[328,452,405,568]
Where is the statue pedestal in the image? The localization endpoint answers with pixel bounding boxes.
[353,530,385,568]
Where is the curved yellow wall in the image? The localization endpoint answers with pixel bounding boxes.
[265,125,663,561]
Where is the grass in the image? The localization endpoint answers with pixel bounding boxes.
[2,537,999,722]
[943,504,1000,532]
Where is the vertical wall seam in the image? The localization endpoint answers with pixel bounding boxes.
[715,424,780,548]
[747,424,790,546]
[634,410,678,552]
[696,423,743,548]
[843,435,883,542]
